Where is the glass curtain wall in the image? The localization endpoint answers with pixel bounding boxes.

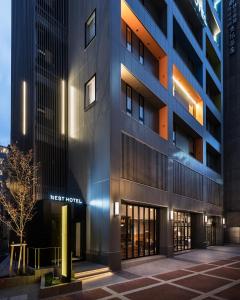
[173,211,191,252]
[121,202,158,259]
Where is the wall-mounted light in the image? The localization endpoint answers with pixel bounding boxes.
[61,80,66,135]
[169,209,174,221]
[114,201,120,216]
[22,81,27,135]
[222,217,226,225]
[172,76,197,105]
[204,215,208,224]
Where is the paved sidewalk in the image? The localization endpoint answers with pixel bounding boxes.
[0,245,240,300]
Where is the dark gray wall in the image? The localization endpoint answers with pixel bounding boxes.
[223,0,240,243]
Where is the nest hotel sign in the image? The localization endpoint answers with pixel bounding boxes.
[190,0,207,26]
[49,194,83,205]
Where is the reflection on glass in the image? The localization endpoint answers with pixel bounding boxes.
[133,206,139,257]
[139,207,144,257]
[121,204,127,259]
[127,205,133,258]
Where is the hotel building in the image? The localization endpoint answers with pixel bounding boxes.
[223,0,240,243]
[11,0,224,270]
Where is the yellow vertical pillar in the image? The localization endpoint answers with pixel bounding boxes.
[61,205,71,282]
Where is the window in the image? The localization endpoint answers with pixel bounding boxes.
[139,41,144,64]
[121,202,158,259]
[85,75,96,108]
[173,211,191,252]
[85,10,96,47]
[126,26,132,52]
[126,85,132,115]
[139,95,144,123]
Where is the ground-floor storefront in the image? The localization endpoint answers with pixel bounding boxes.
[119,201,224,261]
[27,198,224,269]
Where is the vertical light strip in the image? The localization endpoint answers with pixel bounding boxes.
[22,81,27,135]
[62,205,68,277]
[61,80,66,135]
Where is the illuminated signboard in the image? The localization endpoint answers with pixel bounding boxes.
[49,194,83,205]
[190,0,207,26]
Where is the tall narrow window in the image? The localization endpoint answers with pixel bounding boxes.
[139,95,144,123]
[126,85,132,115]
[139,41,144,64]
[85,75,96,108]
[85,10,96,47]
[126,26,132,52]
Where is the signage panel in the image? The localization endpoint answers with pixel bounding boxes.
[49,194,83,205]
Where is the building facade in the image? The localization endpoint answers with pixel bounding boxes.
[223,0,240,243]
[12,0,224,270]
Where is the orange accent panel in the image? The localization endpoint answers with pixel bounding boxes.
[121,0,166,60]
[159,106,168,140]
[159,56,168,89]
[173,65,203,125]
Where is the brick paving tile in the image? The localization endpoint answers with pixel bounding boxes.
[216,283,240,300]
[229,262,240,269]
[211,260,235,266]
[59,288,112,300]
[153,269,193,281]
[108,277,159,293]
[231,256,240,261]
[125,283,200,300]
[186,264,217,272]
[174,274,230,292]
[206,267,240,280]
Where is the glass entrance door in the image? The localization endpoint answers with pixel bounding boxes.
[121,202,158,259]
[173,211,191,252]
[206,217,216,246]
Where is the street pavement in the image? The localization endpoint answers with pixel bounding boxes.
[0,245,240,300]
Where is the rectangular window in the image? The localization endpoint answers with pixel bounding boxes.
[139,95,144,123]
[126,26,132,52]
[85,75,96,108]
[139,41,144,64]
[85,10,96,47]
[121,202,158,260]
[126,85,132,115]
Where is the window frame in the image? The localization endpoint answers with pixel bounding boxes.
[85,9,96,48]
[126,84,132,115]
[84,74,96,110]
[139,41,144,64]
[139,94,144,123]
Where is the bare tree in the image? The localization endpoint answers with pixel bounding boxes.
[0,145,39,272]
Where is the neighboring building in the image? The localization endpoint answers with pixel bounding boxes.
[12,0,224,270]
[223,0,240,243]
[0,146,9,258]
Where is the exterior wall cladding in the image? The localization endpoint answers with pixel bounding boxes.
[12,0,224,270]
[223,0,240,244]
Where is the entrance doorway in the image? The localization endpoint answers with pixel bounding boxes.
[206,217,216,246]
[173,211,191,252]
[121,202,158,259]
